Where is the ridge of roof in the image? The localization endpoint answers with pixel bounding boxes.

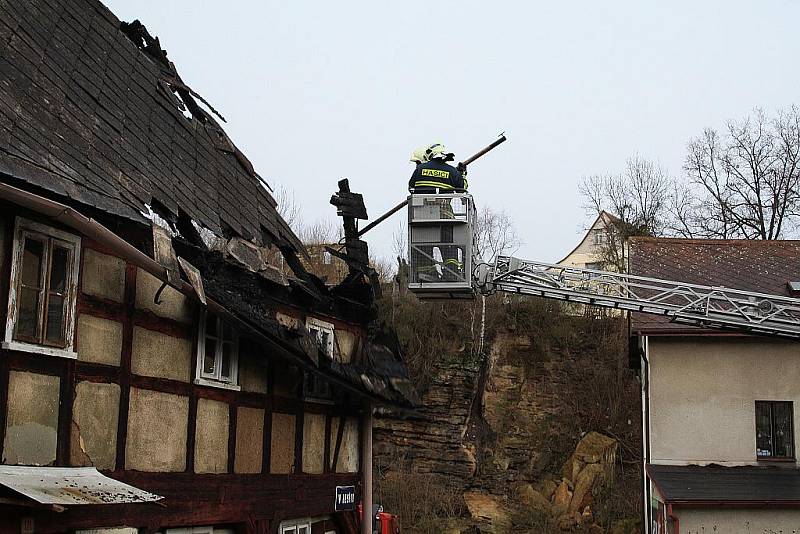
[556,210,614,265]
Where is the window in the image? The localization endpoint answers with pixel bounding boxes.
[280,521,311,534]
[306,317,335,359]
[304,371,333,401]
[756,401,794,459]
[195,311,239,389]
[4,218,80,358]
[592,229,607,246]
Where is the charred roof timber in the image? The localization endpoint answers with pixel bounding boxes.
[0,0,416,407]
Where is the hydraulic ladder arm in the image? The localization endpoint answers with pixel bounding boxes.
[476,256,800,339]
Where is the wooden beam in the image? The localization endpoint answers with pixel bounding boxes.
[114,264,137,471]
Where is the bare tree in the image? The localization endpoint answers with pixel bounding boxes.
[580,155,671,271]
[299,218,342,245]
[682,107,800,239]
[274,185,301,233]
[391,221,407,261]
[474,206,522,262]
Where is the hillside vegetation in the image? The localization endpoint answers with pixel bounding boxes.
[374,286,642,533]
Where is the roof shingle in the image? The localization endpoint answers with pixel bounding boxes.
[0,0,303,253]
[629,237,800,334]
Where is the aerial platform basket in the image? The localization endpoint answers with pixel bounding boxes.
[407,192,478,300]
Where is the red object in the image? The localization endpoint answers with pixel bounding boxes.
[377,511,400,534]
[357,504,400,533]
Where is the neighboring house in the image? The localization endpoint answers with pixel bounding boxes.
[557,211,621,271]
[630,237,800,533]
[0,2,415,533]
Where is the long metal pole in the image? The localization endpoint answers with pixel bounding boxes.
[357,199,408,238]
[357,133,507,238]
[458,133,507,167]
[361,403,373,534]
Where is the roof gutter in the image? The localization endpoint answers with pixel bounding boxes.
[0,182,404,408]
[0,182,177,288]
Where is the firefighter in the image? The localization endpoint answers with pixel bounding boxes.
[408,143,467,192]
[408,143,467,283]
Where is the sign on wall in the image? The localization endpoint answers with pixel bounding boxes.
[334,485,356,511]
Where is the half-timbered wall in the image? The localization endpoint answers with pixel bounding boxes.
[0,210,363,534]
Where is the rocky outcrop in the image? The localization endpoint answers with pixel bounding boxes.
[463,491,511,533]
[517,431,619,530]
[375,317,642,533]
[374,355,480,483]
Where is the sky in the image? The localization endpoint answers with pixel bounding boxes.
[105,0,800,264]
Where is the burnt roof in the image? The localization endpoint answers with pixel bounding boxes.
[629,237,800,335]
[0,0,303,252]
[648,463,800,503]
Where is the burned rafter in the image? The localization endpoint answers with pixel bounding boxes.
[329,179,382,300]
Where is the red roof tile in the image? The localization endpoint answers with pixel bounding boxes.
[629,237,800,334]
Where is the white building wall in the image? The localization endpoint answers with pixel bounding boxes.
[677,507,800,533]
[648,337,800,466]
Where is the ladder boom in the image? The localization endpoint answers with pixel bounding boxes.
[483,256,800,339]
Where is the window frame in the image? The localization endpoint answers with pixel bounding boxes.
[592,229,607,246]
[3,218,81,359]
[279,519,315,534]
[303,370,334,403]
[194,310,241,391]
[755,400,795,460]
[306,317,335,360]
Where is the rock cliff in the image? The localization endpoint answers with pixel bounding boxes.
[375,294,642,533]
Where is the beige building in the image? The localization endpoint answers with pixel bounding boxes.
[557,211,621,270]
[630,238,800,533]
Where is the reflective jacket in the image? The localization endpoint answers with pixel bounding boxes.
[408,159,467,192]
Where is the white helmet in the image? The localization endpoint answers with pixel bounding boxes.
[425,142,455,162]
[410,146,429,164]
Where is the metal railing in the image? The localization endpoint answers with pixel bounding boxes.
[483,256,800,339]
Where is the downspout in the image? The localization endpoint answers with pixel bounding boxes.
[362,403,373,534]
[667,503,679,534]
[641,335,652,532]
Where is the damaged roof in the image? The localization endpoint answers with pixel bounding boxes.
[177,245,418,407]
[0,0,303,252]
[629,237,800,335]
[0,0,416,407]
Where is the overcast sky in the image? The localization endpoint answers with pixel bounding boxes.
[105,0,800,264]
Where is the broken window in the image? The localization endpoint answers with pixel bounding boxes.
[756,401,794,459]
[4,218,80,357]
[195,311,239,389]
[303,371,333,402]
[306,317,335,359]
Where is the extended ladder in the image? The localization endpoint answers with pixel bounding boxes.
[477,257,800,339]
